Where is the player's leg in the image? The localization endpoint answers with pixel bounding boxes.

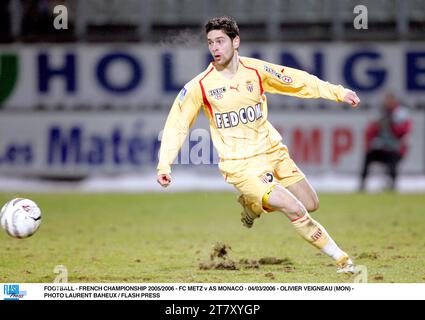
[263,184,354,273]
[271,148,354,272]
[273,147,318,212]
[225,153,355,272]
[219,158,274,228]
[285,178,319,213]
[237,172,277,228]
[236,147,318,225]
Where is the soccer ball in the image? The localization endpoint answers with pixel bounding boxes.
[0,198,42,238]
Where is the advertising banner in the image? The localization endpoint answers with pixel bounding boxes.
[1,43,424,110]
[0,111,423,177]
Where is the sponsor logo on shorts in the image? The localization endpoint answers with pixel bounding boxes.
[260,172,274,184]
[265,173,274,182]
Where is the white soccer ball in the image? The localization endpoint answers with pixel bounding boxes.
[0,198,42,238]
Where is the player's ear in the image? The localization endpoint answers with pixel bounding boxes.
[233,36,240,49]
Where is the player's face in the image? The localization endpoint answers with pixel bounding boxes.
[207,30,240,67]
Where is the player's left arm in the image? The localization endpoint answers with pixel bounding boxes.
[260,62,360,107]
[156,81,203,182]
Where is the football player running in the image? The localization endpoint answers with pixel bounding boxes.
[157,16,360,274]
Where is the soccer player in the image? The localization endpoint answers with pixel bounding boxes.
[157,16,360,273]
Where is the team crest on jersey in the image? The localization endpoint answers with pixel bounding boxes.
[264,65,293,84]
[246,80,254,93]
[208,86,226,100]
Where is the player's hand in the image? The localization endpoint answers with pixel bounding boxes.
[157,174,171,188]
[344,90,360,107]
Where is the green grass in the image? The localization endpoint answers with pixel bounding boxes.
[1,192,424,283]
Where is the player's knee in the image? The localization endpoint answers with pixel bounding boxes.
[305,196,319,213]
[282,199,306,218]
[266,186,306,218]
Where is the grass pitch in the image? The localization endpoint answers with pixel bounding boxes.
[0,192,424,283]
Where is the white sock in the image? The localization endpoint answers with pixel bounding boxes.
[321,239,346,261]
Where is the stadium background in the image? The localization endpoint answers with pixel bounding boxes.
[0,0,424,193]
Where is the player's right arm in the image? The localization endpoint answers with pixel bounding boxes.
[157,173,172,187]
[247,58,360,107]
[156,81,203,187]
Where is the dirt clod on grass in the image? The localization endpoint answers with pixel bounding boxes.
[265,272,275,280]
[199,260,238,271]
[259,257,294,266]
[391,255,405,259]
[199,243,294,273]
[239,259,260,269]
[373,274,384,281]
[210,242,231,260]
[282,266,295,273]
[357,252,379,260]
